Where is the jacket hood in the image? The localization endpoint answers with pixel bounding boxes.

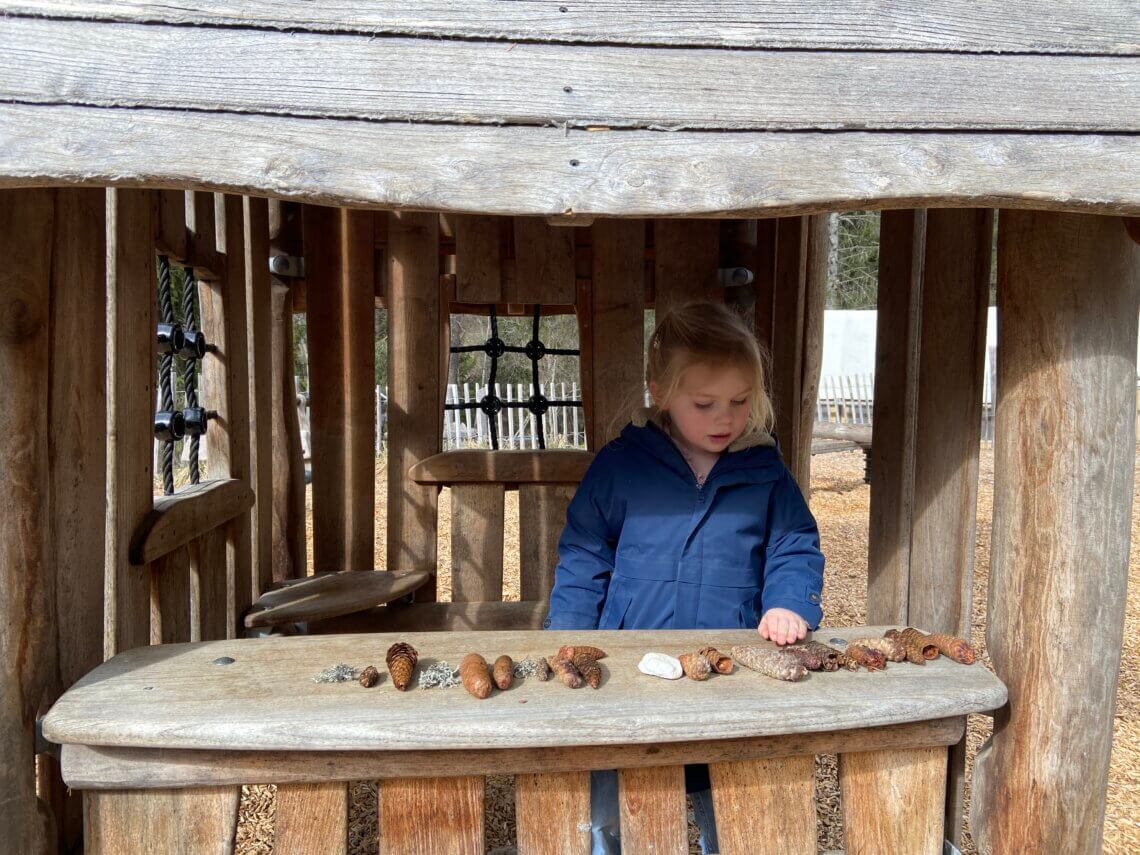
[621,406,781,479]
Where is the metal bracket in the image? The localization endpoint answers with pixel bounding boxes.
[719,266,754,287]
[269,254,305,278]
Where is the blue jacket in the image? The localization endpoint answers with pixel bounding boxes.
[545,416,825,631]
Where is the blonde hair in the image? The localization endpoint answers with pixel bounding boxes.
[646,301,775,436]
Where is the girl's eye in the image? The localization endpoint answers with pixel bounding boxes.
[694,402,712,410]
[732,399,747,406]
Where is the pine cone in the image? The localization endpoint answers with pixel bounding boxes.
[460,653,492,699]
[849,636,906,662]
[729,645,807,682]
[385,642,419,690]
[533,658,552,681]
[846,644,887,671]
[679,652,712,681]
[924,633,977,665]
[885,628,938,664]
[571,653,602,689]
[358,665,380,688]
[836,651,860,671]
[492,655,514,690]
[783,645,824,671]
[548,655,583,688]
[697,646,734,674]
[558,645,607,661]
[799,641,842,672]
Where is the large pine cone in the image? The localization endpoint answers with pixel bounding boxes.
[849,636,906,662]
[885,628,938,664]
[729,645,807,682]
[386,642,419,691]
[924,633,978,665]
[799,641,842,672]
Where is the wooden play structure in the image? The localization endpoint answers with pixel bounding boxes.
[1,4,1137,853]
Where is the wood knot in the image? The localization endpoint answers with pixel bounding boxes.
[0,288,44,341]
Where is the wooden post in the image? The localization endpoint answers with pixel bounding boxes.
[971,211,1140,854]
[0,188,55,855]
[244,197,274,595]
[653,219,720,319]
[752,219,778,357]
[387,212,441,596]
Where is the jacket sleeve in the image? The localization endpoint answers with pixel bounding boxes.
[544,447,625,630]
[760,467,825,629]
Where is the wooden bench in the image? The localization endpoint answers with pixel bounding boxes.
[45,626,1004,854]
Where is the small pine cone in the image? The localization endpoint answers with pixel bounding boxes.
[729,645,807,682]
[679,652,712,681]
[924,633,977,665]
[836,651,860,671]
[849,637,906,662]
[886,628,938,664]
[358,665,380,688]
[571,653,603,689]
[846,644,887,671]
[558,645,607,661]
[783,645,824,671]
[799,641,842,672]
[548,655,583,688]
[460,653,492,699]
[697,647,734,674]
[533,658,552,681]
[385,642,419,690]
[493,655,514,690]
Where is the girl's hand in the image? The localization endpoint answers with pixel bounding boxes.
[758,608,808,646]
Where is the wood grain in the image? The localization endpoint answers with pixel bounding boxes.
[130,478,255,565]
[710,755,816,855]
[150,547,192,645]
[619,765,686,854]
[840,745,946,855]
[0,188,54,854]
[270,277,307,581]
[4,18,1137,131]
[513,218,576,305]
[272,782,347,855]
[7,1,1136,54]
[185,190,220,278]
[796,214,828,489]
[315,600,548,633]
[410,449,593,485]
[770,216,809,486]
[154,188,187,260]
[970,211,1140,855]
[454,214,503,303]
[4,104,1139,218]
[518,483,575,602]
[653,219,721,317]
[42,628,1006,752]
[379,776,483,855]
[244,570,430,628]
[84,787,239,855]
[192,527,230,642]
[450,484,506,603]
[516,771,590,855]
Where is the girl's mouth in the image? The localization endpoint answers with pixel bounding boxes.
[710,433,731,441]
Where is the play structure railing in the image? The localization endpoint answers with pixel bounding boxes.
[44,628,1005,854]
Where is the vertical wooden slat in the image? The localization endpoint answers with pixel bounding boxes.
[451,483,506,602]
[770,216,809,482]
[454,215,503,303]
[840,746,946,855]
[271,277,307,581]
[794,214,829,491]
[150,547,192,644]
[0,188,55,855]
[752,218,778,356]
[105,188,157,656]
[971,211,1140,855]
[653,219,721,319]
[387,213,441,595]
[185,191,220,277]
[379,776,483,855]
[273,782,348,855]
[518,483,576,602]
[191,529,229,642]
[709,755,816,855]
[866,209,926,626]
[590,219,645,449]
[618,765,686,855]
[85,787,239,855]
[244,197,274,595]
[514,218,576,305]
[155,190,188,261]
[516,771,590,855]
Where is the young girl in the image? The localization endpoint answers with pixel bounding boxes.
[545,300,825,855]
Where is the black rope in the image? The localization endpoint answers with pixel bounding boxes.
[182,267,201,485]
[157,256,176,495]
[446,306,582,450]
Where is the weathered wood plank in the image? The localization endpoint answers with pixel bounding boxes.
[314,600,548,633]
[970,212,1140,854]
[150,547,192,645]
[0,188,55,854]
[653,219,721,317]
[4,19,1137,131]
[709,755,816,855]
[154,189,187,260]
[84,787,239,854]
[5,104,1140,218]
[450,484,506,603]
[105,189,157,656]
[513,218,576,305]
[185,190,221,278]
[454,214,503,303]
[387,212,441,598]
[770,216,809,486]
[62,718,966,790]
[130,479,255,565]
[796,214,828,489]
[270,276,307,581]
[273,782,348,855]
[244,570,430,628]
[518,484,575,602]
[840,746,947,855]
[866,210,925,626]
[590,219,645,448]
[516,771,590,855]
[379,776,483,855]
[619,765,686,854]
[410,449,593,485]
[8,1,1137,54]
[752,218,778,354]
[190,528,230,642]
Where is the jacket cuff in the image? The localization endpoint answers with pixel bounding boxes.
[759,597,823,631]
[543,611,601,630]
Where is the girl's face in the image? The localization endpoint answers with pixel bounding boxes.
[652,362,752,455]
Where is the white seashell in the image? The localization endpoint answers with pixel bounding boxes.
[638,652,683,680]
